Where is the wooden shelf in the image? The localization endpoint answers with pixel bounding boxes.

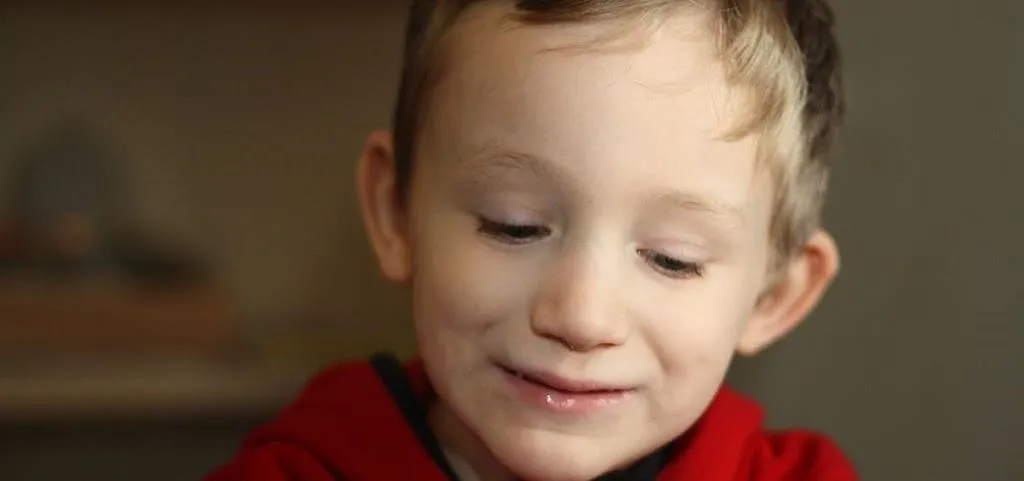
[0,279,237,352]
[0,280,331,421]
[0,357,310,421]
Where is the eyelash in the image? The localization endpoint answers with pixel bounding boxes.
[475,217,705,279]
[476,217,551,245]
[638,249,705,279]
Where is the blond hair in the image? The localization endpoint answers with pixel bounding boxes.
[390,0,844,261]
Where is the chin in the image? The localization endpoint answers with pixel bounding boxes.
[485,426,626,481]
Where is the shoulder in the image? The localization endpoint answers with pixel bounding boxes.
[288,354,431,410]
[249,356,413,447]
[724,387,858,481]
[287,358,384,409]
[662,387,857,481]
[205,354,444,481]
[747,428,858,481]
[202,359,377,481]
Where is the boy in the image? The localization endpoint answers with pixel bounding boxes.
[207,0,853,479]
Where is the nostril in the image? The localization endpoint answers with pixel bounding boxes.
[541,333,580,351]
[541,333,601,352]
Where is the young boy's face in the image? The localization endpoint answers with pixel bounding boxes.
[359,4,836,480]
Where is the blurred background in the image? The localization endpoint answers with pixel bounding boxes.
[1,1,1021,480]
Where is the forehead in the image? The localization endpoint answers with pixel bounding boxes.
[419,3,768,217]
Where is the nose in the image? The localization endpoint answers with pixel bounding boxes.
[529,247,629,352]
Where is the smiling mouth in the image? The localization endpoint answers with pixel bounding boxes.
[498,364,632,394]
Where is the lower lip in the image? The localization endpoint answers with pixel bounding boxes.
[499,367,632,414]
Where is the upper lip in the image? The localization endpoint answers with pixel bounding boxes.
[498,363,634,393]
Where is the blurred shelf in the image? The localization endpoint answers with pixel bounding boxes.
[0,357,310,422]
[0,279,237,351]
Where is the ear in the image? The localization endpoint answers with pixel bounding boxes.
[737,229,840,356]
[355,130,413,284]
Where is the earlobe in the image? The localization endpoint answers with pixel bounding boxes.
[737,230,840,356]
[355,130,413,284]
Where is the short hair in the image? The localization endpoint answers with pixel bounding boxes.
[390,0,844,262]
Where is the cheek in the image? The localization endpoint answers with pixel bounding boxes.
[411,223,547,408]
[409,210,537,351]
[638,274,756,358]
[633,269,761,409]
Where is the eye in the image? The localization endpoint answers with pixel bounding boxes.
[638,249,705,279]
[477,217,551,245]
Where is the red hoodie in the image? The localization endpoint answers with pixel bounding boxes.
[206,354,857,481]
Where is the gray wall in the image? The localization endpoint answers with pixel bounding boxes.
[730,2,1024,480]
[2,1,1022,480]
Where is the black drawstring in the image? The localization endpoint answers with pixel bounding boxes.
[369,352,462,481]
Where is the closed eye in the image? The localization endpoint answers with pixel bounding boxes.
[638,249,705,279]
[477,217,551,245]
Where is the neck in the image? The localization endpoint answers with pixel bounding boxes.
[428,400,517,481]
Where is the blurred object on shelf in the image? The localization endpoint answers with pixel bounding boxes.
[6,120,127,277]
[2,120,209,286]
[0,217,29,263]
[0,120,234,354]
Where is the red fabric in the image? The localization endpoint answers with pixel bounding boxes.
[206,358,857,481]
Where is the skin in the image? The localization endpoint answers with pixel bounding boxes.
[357,4,839,481]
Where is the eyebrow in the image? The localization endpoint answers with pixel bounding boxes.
[456,145,580,188]
[456,143,745,224]
[644,189,746,226]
